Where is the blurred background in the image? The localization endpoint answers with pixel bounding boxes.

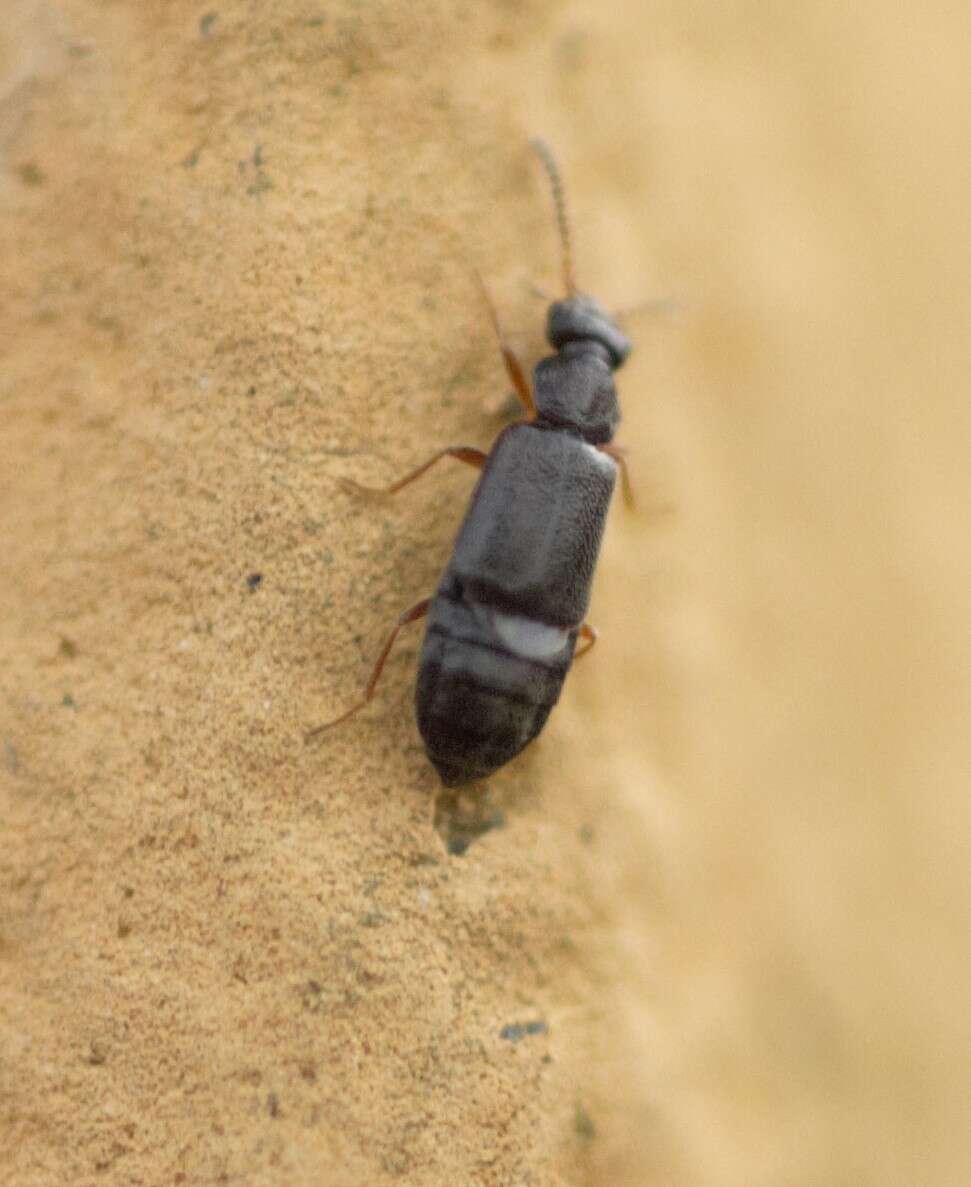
[2,1,969,1184]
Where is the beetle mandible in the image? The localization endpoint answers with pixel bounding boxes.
[308,140,632,785]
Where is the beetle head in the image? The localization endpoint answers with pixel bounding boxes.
[546,294,631,370]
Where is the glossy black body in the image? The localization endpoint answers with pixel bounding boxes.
[415,295,630,784]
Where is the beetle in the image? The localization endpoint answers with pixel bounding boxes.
[308,140,632,785]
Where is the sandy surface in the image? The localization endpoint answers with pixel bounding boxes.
[2,1,970,1184]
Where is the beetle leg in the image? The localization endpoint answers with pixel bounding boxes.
[599,443,635,510]
[341,446,486,497]
[574,622,599,660]
[474,271,537,419]
[305,597,432,739]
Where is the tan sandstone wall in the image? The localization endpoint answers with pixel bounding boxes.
[2,1,969,1184]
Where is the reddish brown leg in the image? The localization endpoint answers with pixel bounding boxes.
[599,443,635,510]
[574,622,599,660]
[342,446,486,497]
[474,271,537,419]
[305,597,432,739]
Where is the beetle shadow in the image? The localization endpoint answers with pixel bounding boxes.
[433,785,506,856]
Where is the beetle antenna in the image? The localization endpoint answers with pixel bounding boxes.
[530,138,577,298]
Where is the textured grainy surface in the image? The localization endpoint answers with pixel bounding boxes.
[2,1,970,1185]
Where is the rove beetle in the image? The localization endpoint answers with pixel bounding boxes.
[308,141,632,785]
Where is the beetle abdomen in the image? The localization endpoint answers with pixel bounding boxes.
[415,595,577,785]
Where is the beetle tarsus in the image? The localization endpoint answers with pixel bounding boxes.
[306,596,432,740]
[339,447,486,498]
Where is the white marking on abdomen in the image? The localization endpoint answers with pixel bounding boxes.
[582,441,617,472]
[488,610,570,660]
